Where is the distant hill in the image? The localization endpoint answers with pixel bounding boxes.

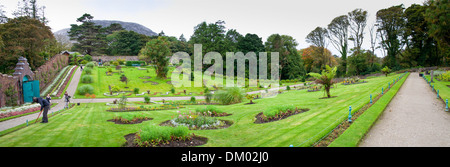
[54,20,158,42]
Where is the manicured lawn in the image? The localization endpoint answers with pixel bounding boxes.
[424,74,450,103]
[76,66,204,99]
[0,73,403,147]
[75,66,307,99]
[329,72,409,147]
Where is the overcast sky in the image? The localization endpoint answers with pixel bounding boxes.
[1,0,425,56]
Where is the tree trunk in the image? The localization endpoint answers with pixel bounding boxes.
[430,70,434,82]
[326,87,331,98]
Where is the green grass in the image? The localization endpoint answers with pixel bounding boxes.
[424,74,450,103]
[0,73,404,147]
[328,72,409,147]
[137,125,191,146]
[75,66,307,99]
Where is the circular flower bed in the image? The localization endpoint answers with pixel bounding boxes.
[139,76,152,79]
[254,105,310,124]
[122,126,207,147]
[160,111,233,130]
[107,113,153,124]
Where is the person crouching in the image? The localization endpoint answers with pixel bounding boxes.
[32,97,50,123]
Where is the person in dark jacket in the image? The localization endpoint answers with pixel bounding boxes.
[33,97,50,123]
[46,93,51,104]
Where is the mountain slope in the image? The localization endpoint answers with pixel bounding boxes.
[54,20,157,37]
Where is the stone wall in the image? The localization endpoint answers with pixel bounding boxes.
[0,54,69,107]
[0,74,21,107]
[92,56,139,62]
[33,54,69,90]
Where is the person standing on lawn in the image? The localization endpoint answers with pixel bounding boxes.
[46,93,52,103]
[64,92,71,109]
[46,94,52,110]
[32,97,50,123]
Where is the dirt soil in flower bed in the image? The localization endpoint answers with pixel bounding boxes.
[159,120,233,130]
[207,113,232,117]
[341,81,368,85]
[254,108,310,124]
[107,117,153,124]
[139,76,152,79]
[122,133,208,147]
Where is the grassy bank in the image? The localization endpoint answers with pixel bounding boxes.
[0,73,403,147]
[328,72,409,147]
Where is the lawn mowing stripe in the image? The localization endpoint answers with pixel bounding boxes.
[328,72,409,147]
[202,74,397,147]
[290,74,402,147]
[0,73,405,147]
[38,106,81,147]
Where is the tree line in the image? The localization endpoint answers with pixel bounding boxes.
[306,0,448,77]
[1,0,448,80]
[141,1,448,80]
[0,0,65,74]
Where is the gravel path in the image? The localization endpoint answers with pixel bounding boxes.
[359,73,450,147]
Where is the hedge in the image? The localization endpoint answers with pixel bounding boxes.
[125,61,146,66]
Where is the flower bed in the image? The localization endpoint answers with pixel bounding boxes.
[307,85,322,92]
[254,105,310,124]
[103,92,119,96]
[194,106,231,117]
[54,66,77,97]
[165,101,220,106]
[107,113,153,124]
[160,111,233,130]
[123,126,207,147]
[40,66,70,97]
[107,104,185,112]
[0,104,41,121]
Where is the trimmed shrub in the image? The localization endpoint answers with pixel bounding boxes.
[205,92,213,103]
[83,54,92,61]
[213,87,245,105]
[126,61,146,66]
[77,85,94,95]
[144,96,150,103]
[81,75,93,83]
[437,71,450,81]
[85,62,95,68]
[134,88,140,94]
[84,68,92,75]
[80,60,89,64]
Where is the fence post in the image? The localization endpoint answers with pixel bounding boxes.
[348,106,352,123]
[446,99,448,112]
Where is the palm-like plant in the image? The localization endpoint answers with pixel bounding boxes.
[308,65,337,98]
[381,66,391,77]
